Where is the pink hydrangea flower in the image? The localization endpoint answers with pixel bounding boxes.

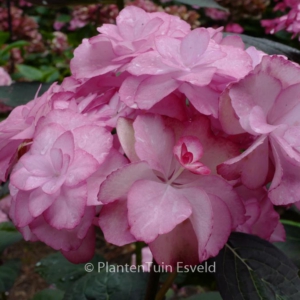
[225,23,244,34]
[9,109,117,262]
[218,55,300,205]
[98,114,245,267]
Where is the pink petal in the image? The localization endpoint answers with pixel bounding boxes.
[133,114,175,178]
[180,28,210,67]
[217,135,269,190]
[31,123,65,155]
[178,187,213,261]
[30,215,83,251]
[229,72,282,134]
[99,200,136,246]
[70,36,122,79]
[155,36,182,67]
[116,118,140,163]
[29,188,58,217]
[201,194,232,261]
[179,84,220,117]
[52,131,75,159]
[128,180,192,243]
[176,68,216,86]
[219,91,245,134]
[127,52,177,75]
[269,135,300,205]
[149,220,199,269]
[87,149,128,206]
[65,149,99,186]
[73,125,112,164]
[186,175,245,228]
[11,190,34,227]
[269,83,300,126]
[98,161,157,204]
[62,226,95,264]
[148,92,188,121]
[43,184,87,229]
[119,74,180,109]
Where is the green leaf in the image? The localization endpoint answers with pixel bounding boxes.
[16,64,44,81]
[275,221,300,268]
[175,0,227,11]
[0,32,10,47]
[0,82,52,107]
[31,289,64,300]
[36,253,106,291]
[0,222,23,253]
[63,271,149,300]
[213,232,300,300]
[56,14,71,23]
[0,260,21,293]
[0,40,30,55]
[226,34,300,64]
[186,292,222,300]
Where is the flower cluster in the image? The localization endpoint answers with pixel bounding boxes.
[261,0,300,39]
[1,7,295,266]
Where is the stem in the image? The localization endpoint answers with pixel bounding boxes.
[144,260,160,300]
[155,271,177,300]
[135,242,143,267]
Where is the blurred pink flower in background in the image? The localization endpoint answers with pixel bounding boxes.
[225,23,244,33]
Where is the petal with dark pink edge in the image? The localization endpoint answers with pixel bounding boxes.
[201,194,232,261]
[98,161,157,204]
[70,36,122,79]
[178,187,213,262]
[185,175,245,228]
[128,180,192,243]
[217,135,269,190]
[219,91,245,135]
[269,136,300,205]
[99,200,136,246]
[87,149,128,206]
[73,125,112,164]
[12,190,34,227]
[43,185,87,230]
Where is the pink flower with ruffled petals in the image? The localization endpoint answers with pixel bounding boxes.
[218,55,300,205]
[98,114,245,267]
[9,109,118,262]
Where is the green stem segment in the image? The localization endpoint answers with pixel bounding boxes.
[144,260,160,300]
[135,242,143,267]
[155,271,177,300]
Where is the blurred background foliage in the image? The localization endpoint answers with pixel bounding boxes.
[0,0,299,85]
